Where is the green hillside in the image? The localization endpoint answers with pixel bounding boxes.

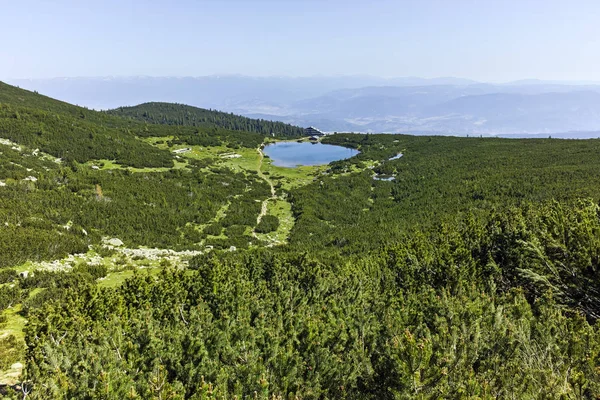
[0,81,99,118]
[0,82,173,167]
[1,84,600,398]
[106,101,304,136]
[0,82,278,267]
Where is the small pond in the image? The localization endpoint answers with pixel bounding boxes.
[264,142,359,167]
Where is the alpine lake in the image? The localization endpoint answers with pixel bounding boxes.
[263,141,359,167]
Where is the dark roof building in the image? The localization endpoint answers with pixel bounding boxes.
[305,126,324,136]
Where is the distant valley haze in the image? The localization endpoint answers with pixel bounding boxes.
[9,75,600,138]
[5,0,600,137]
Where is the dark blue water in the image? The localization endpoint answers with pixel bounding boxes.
[264,142,359,167]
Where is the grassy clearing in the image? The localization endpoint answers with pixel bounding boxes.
[255,199,294,245]
[179,144,260,172]
[99,268,147,288]
[0,305,27,385]
[263,159,325,191]
[0,305,26,343]
[84,157,188,173]
[129,158,188,172]
[142,136,174,149]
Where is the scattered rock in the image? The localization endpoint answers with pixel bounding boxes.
[106,238,124,247]
[119,247,201,260]
[0,138,16,146]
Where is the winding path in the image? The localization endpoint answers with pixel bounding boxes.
[252,144,277,237]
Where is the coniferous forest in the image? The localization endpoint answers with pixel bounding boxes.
[107,102,304,137]
[0,82,599,399]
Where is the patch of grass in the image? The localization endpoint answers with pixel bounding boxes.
[181,145,260,172]
[83,156,187,173]
[0,304,27,384]
[128,158,188,173]
[97,266,163,288]
[97,269,135,288]
[82,159,123,170]
[0,305,26,343]
[263,159,324,191]
[142,136,175,149]
[255,199,294,245]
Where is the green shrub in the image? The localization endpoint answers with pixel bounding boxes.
[203,223,223,236]
[255,215,279,233]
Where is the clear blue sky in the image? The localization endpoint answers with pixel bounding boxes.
[2,0,600,82]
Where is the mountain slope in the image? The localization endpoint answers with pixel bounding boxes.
[106,102,304,136]
[0,82,173,167]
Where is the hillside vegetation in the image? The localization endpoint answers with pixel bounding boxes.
[1,82,599,398]
[107,102,304,137]
[0,82,173,167]
[0,82,286,267]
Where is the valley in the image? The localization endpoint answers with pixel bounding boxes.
[0,101,364,388]
[1,82,600,398]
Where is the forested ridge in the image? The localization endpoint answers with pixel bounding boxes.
[1,82,600,398]
[106,102,304,137]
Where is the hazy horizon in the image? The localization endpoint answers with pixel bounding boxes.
[9,74,600,137]
[6,0,600,137]
[4,0,600,82]
[9,74,600,87]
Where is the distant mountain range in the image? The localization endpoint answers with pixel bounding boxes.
[9,75,600,136]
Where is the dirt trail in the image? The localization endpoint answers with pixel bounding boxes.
[253,145,277,237]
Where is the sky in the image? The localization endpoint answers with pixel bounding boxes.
[2,0,600,82]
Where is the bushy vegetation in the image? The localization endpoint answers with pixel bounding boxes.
[13,201,600,398]
[289,133,600,253]
[0,155,269,266]
[255,214,280,233]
